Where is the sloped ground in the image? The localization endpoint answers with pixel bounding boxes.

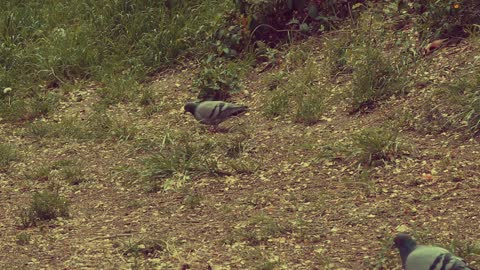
[1,37,480,270]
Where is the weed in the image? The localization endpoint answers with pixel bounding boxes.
[264,58,324,124]
[20,190,69,228]
[0,93,59,121]
[224,134,252,158]
[98,76,140,106]
[349,46,403,112]
[448,239,480,259]
[141,133,219,191]
[183,193,202,209]
[294,88,325,125]
[263,71,287,91]
[110,118,138,141]
[16,232,31,245]
[25,117,86,139]
[25,165,51,182]
[53,160,86,185]
[0,143,17,169]
[138,87,156,107]
[324,33,353,77]
[284,42,316,71]
[263,88,290,117]
[193,61,243,100]
[351,127,401,166]
[235,214,291,245]
[443,73,480,134]
[0,1,233,111]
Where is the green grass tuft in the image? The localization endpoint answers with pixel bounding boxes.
[20,190,69,228]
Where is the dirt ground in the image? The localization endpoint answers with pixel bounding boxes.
[1,37,479,270]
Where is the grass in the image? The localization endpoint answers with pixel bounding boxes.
[264,58,325,124]
[0,143,17,170]
[140,132,221,192]
[351,127,402,166]
[16,232,31,246]
[324,32,353,78]
[183,192,203,209]
[25,117,86,139]
[349,46,404,112]
[54,159,86,185]
[233,214,291,246]
[19,190,69,228]
[25,112,138,141]
[443,71,480,134]
[0,0,233,121]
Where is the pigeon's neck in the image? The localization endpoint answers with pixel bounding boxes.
[398,241,417,267]
[184,103,197,115]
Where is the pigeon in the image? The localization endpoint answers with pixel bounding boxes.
[184,100,248,131]
[393,233,475,270]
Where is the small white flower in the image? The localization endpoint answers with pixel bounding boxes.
[3,87,12,94]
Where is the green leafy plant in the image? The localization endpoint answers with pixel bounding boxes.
[193,62,242,100]
[16,232,31,245]
[54,160,86,185]
[349,46,404,112]
[405,0,480,40]
[0,0,233,121]
[0,143,17,170]
[351,127,402,166]
[445,74,480,134]
[20,190,69,228]
[141,133,219,192]
[234,214,291,245]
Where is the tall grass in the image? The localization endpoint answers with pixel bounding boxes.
[0,0,232,120]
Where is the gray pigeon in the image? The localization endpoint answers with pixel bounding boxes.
[393,233,475,270]
[184,100,248,130]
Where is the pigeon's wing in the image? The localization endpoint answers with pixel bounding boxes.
[406,246,472,270]
[195,101,247,125]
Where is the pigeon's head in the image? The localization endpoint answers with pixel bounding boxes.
[393,233,417,250]
[184,102,198,115]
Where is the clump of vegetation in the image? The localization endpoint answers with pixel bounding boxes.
[406,0,480,40]
[293,86,325,125]
[349,45,405,112]
[232,214,291,246]
[25,117,86,139]
[0,143,17,170]
[183,192,203,209]
[20,190,69,228]
[193,61,244,100]
[324,32,353,78]
[0,92,60,121]
[16,232,31,245]
[0,1,233,121]
[53,160,86,185]
[234,0,364,44]
[443,73,480,134]
[351,127,402,166]
[141,132,221,192]
[264,57,325,125]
